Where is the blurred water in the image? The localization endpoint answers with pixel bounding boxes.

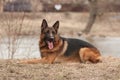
[0,36,120,59]
[0,36,40,59]
[90,37,120,57]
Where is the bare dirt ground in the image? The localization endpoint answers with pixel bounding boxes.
[0,12,120,80]
[0,57,119,80]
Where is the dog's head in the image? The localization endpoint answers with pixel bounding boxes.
[40,19,59,49]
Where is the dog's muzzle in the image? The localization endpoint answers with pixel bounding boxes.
[47,37,54,49]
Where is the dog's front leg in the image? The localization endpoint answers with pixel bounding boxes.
[19,57,49,64]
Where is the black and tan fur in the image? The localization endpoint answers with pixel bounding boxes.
[20,19,101,64]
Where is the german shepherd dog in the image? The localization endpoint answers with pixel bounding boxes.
[20,19,101,64]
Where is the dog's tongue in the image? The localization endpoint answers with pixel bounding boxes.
[47,41,54,49]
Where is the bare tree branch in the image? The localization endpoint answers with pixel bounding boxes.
[0,0,3,13]
[82,0,98,35]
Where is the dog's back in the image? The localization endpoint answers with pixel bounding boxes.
[62,38,95,56]
[54,37,101,63]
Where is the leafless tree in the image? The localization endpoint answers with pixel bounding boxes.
[0,0,3,13]
[82,0,98,35]
[1,12,25,59]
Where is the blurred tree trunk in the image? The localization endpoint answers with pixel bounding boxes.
[82,0,98,35]
[0,0,3,13]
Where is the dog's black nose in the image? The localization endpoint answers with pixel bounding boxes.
[49,37,54,42]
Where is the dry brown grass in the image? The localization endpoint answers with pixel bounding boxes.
[0,56,119,80]
[0,12,120,37]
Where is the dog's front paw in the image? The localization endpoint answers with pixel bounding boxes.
[15,59,29,64]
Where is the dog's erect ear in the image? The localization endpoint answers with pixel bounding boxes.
[41,19,48,31]
[53,21,59,33]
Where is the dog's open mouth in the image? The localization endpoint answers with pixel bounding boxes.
[47,41,54,49]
